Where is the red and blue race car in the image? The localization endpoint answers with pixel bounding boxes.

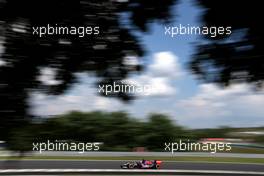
[121,160,162,169]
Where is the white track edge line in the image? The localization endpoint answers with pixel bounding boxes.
[0,169,263,175]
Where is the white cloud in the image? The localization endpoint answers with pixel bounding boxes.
[38,67,62,86]
[0,43,3,56]
[94,97,113,110]
[12,23,27,33]
[0,39,6,66]
[149,52,182,78]
[126,76,176,96]
[175,83,264,128]
[31,51,183,115]
[0,59,6,66]
[31,81,123,116]
[58,95,82,103]
[123,56,139,66]
[127,51,182,97]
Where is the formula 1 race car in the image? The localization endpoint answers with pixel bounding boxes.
[121,160,162,169]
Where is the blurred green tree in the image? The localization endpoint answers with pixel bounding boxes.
[13,111,185,151]
[0,0,178,145]
[190,0,264,88]
[142,114,184,150]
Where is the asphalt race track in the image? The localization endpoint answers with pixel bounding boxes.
[0,160,264,172]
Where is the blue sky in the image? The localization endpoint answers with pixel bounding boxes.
[140,0,202,98]
[30,0,264,129]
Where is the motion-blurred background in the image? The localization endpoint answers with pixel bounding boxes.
[0,0,263,156]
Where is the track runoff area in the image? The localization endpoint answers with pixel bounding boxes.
[0,160,264,175]
[0,169,264,175]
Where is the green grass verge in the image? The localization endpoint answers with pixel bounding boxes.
[0,156,263,164]
[229,146,264,154]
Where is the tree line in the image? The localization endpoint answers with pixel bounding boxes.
[6,111,263,152]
